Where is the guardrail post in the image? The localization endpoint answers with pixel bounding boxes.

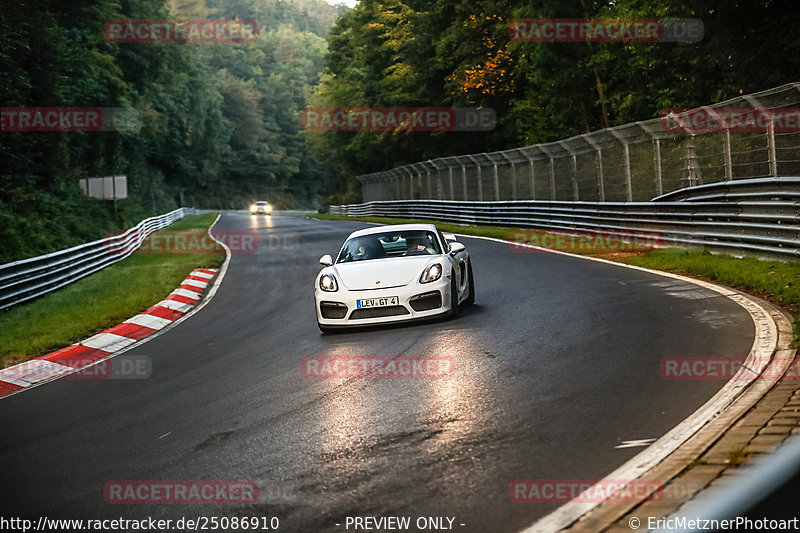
[654,139,663,195]
[549,157,556,200]
[529,160,536,201]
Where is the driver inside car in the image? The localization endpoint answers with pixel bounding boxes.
[403,235,435,255]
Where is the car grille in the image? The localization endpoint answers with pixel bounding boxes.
[349,305,410,320]
[320,301,347,319]
[409,291,442,312]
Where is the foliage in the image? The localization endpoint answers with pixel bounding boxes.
[1,0,338,261]
[310,0,800,195]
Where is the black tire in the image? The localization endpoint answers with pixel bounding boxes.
[464,259,475,306]
[449,275,461,318]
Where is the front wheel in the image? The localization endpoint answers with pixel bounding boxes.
[449,275,461,318]
[464,259,475,306]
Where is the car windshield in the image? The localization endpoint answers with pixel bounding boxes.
[336,230,441,263]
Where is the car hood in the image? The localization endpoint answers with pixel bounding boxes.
[333,256,437,290]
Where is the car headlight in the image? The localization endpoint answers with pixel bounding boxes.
[319,273,338,292]
[250,205,256,211]
[265,205,272,212]
[420,263,443,284]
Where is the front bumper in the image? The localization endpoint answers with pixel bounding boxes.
[315,277,452,327]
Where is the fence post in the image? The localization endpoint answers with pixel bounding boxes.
[767,118,777,176]
[448,166,454,200]
[654,139,663,196]
[723,129,733,180]
[478,164,483,201]
[499,152,515,201]
[511,163,517,200]
[623,143,633,201]
[571,155,579,200]
[597,150,605,201]
[549,157,556,200]
[529,160,536,201]
[466,155,483,201]
[461,163,468,200]
[426,167,433,198]
[493,161,500,200]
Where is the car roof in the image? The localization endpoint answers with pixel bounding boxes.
[255,201,270,204]
[346,223,439,239]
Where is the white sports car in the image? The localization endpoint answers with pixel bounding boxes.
[315,223,475,331]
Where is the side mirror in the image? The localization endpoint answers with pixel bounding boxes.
[319,254,333,266]
[449,242,465,255]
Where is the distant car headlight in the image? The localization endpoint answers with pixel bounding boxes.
[250,205,257,212]
[319,273,338,292]
[420,263,443,284]
[265,205,272,212]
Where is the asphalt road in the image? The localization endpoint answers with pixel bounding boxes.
[0,214,755,532]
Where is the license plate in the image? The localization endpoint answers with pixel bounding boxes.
[356,296,399,309]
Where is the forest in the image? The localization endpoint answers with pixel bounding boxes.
[1,0,799,261]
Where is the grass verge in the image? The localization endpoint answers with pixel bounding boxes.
[0,214,224,358]
[311,213,800,345]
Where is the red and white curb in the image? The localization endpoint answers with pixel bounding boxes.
[0,268,219,399]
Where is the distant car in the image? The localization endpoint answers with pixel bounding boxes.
[314,223,474,331]
[250,201,272,215]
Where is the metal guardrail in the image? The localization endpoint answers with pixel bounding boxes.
[0,208,194,311]
[654,176,800,202]
[329,178,800,259]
